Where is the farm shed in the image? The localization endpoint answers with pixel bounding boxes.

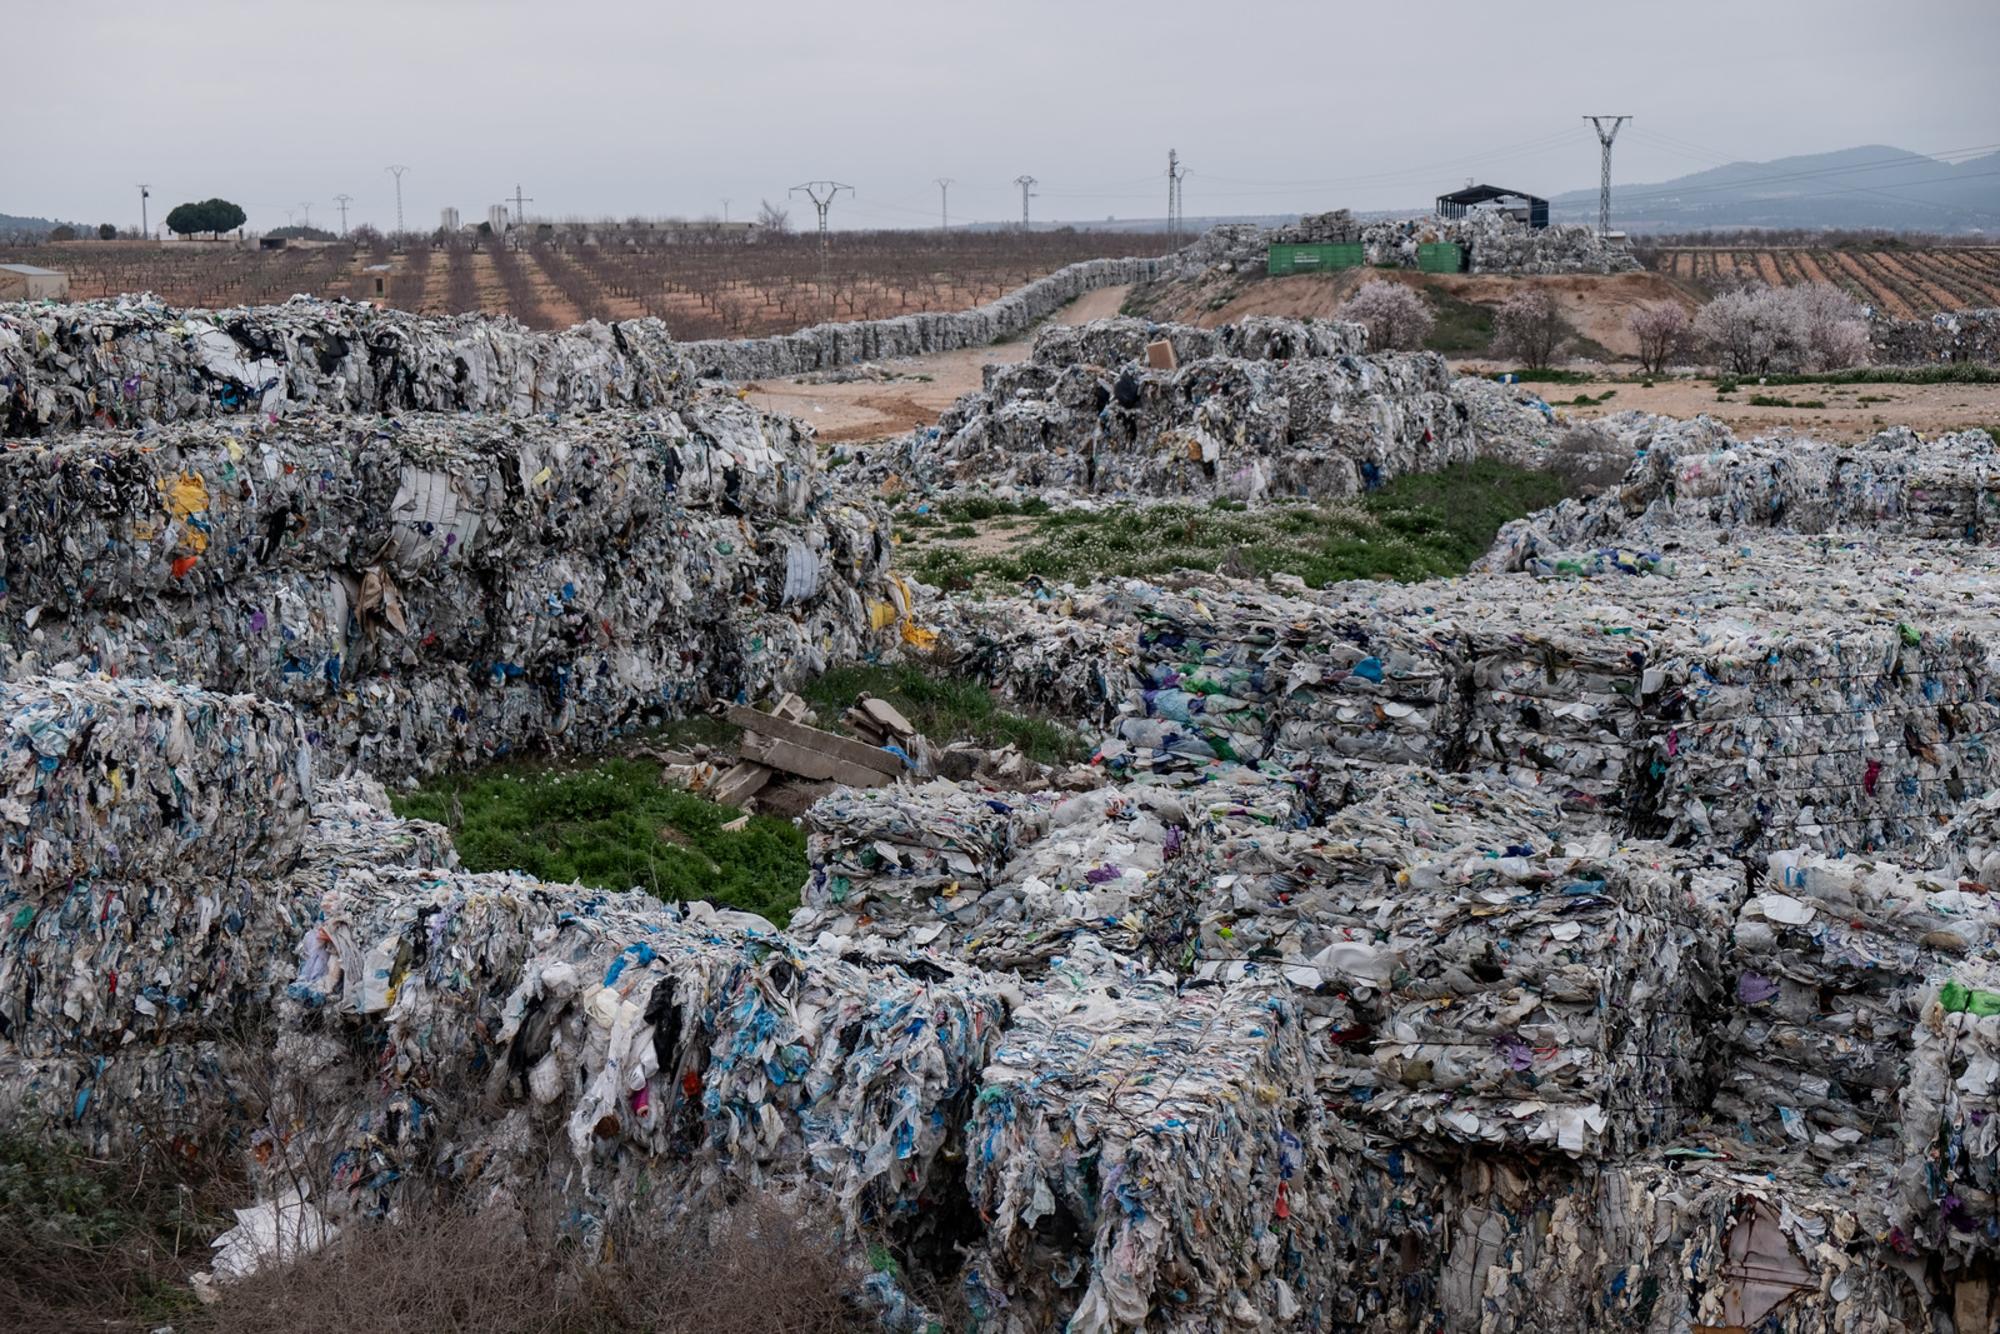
[1436,183,1549,229]
[0,263,69,300]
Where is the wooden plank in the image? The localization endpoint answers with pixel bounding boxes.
[740,732,892,787]
[725,705,904,777]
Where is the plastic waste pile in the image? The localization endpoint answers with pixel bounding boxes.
[841,317,1477,503]
[1446,374,1562,467]
[1870,307,2000,366]
[1484,417,2000,561]
[1717,849,2000,1163]
[0,685,448,1153]
[678,257,1162,382]
[1,406,897,778]
[1900,963,2000,1261]
[963,947,1329,1333]
[1024,314,1365,368]
[0,295,693,436]
[792,780,1059,951]
[279,866,1013,1241]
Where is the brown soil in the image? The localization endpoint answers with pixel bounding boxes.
[1525,378,2000,443]
[743,285,1133,444]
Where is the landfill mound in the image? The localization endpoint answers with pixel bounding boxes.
[840,316,1510,503]
[1182,208,1642,276]
[0,404,901,778]
[0,295,693,436]
[1870,307,2000,365]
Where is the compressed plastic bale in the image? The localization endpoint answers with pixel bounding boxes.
[1,405,900,780]
[1715,849,2000,1160]
[793,781,1059,949]
[0,674,310,893]
[962,952,1328,1333]
[1898,961,2000,1263]
[0,296,697,437]
[1310,1136,1926,1332]
[279,869,1013,1237]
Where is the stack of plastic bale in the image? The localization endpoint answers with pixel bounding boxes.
[1098,576,1463,776]
[1870,308,2000,367]
[926,765,1306,972]
[961,943,1332,1332]
[847,318,1475,504]
[790,781,1059,953]
[1024,314,1366,370]
[1447,374,1562,467]
[0,675,311,1147]
[0,403,896,779]
[678,257,1162,382]
[278,868,1012,1251]
[295,775,457,879]
[1641,608,2000,854]
[0,296,694,436]
[1714,848,2000,1163]
[941,583,1140,731]
[1450,587,1665,822]
[1312,1131,1931,1330]
[1898,959,2000,1270]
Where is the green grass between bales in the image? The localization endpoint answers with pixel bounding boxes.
[794,663,1087,767]
[394,758,809,921]
[913,460,1566,592]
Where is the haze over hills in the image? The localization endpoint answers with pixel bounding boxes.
[1545,144,2000,233]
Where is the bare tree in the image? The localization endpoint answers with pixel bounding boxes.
[757,199,791,233]
[1491,289,1573,369]
[1334,280,1434,351]
[1628,301,1694,375]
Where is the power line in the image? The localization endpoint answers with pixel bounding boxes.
[510,184,534,228]
[1585,115,1631,236]
[333,193,353,236]
[789,180,853,321]
[934,177,955,233]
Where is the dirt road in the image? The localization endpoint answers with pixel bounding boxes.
[743,285,1131,444]
[1519,377,2000,442]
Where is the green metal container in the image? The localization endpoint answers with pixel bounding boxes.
[1266,242,1364,276]
[1417,243,1464,273]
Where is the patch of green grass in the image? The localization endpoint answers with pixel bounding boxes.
[395,758,808,921]
[1747,394,1828,408]
[795,663,1087,767]
[1563,390,1617,406]
[933,495,1050,522]
[940,523,977,540]
[1752,364,1999,386]
[913,460,1566,592]
[1419,288,1496,356]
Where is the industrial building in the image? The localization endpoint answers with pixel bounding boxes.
[1435,183,1549,229]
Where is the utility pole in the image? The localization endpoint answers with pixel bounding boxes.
[386,165,409,239]
[722,198,731,223]
[137,184,150,240]
[333,193,353,236]
[300,202,313,231]
[1584,116,1630,236]
[790,181,853,323]
[1166,150,1188,243]
[1014,175,1037,231]
[511,183,534,227]
[789,180,853,248]
[934,178,955,233]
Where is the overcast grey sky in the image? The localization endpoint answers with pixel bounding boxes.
[16,0,2000,233]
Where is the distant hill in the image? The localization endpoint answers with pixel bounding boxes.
[1546,145,2000,234]
[0,211,85,238]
